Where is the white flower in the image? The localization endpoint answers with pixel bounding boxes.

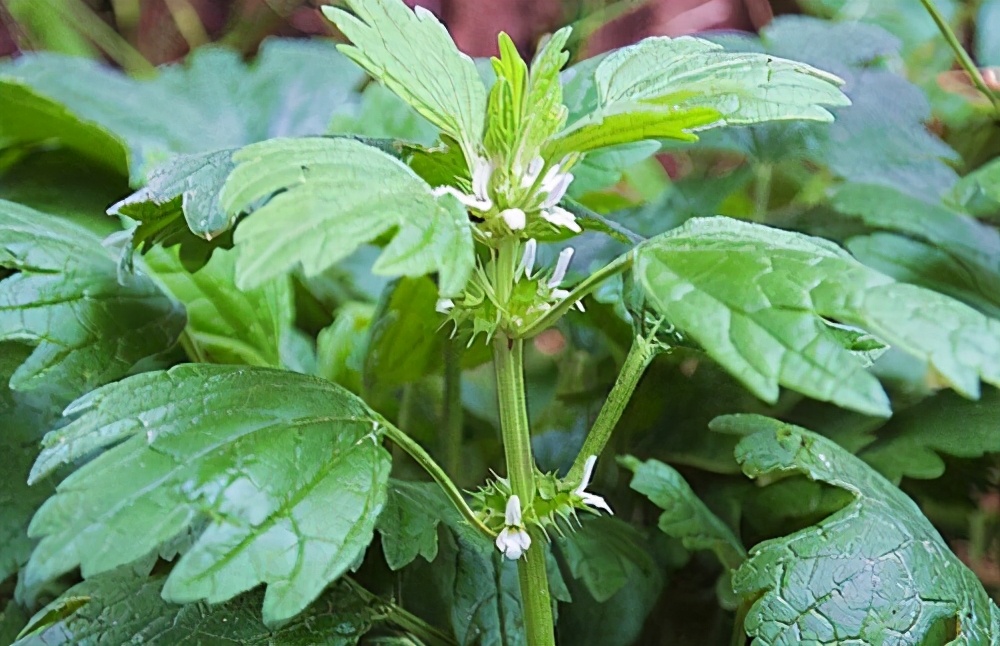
[435,298,454,314]
[432,157,494,212]
[517,239,537,280]
[575,455,613,514]
[539,163,573,208]
[547,247,574,288]
[495,494,532,560]
[499,207,526,231]
[521,156,545,188]
[540,206,582,233]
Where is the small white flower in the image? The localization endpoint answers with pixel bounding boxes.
[495,494,532,560]
[575,455,613,514]
[499,207,526,231]
[521,156,545,188]
[435,298,454,314]
[540,172,573,209]
[432,185,492,212]
[517,239,537,280]
[540,206,582,233]
[431,157,494,212]
[547,247,574,288]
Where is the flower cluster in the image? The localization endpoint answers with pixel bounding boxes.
[432,155,582,240]
[477,456,613,561]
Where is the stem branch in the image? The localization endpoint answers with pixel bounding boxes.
[567,333,656,483]
[380,420,495,541]
[919,0,1000,114]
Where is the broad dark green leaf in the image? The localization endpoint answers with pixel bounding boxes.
[144,246,293,368]
[323,0,486,159]
[0,200,184,402]
[720,414,1000,644]
[550,34,849,156]
[364,277,446,392]
[556,516,661,603]
[634,217,1000,416]
[0,79,126,175]
[223,137,475,297]
[377,480,443,571]
[620,456,745,570]
[0,40,365,183]
[25,365,391,625]
[857,389,1000,483]
[12,569,375,645]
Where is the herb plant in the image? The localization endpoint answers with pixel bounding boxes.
[2,0,1000,644]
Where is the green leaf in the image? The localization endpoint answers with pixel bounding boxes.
[634,216,1000,416]
[224,137,475,297]
[550,35,849,156]
[1,40,365,183]
[722,414,1000,644]
[857,389,1000,483]
[143,246,293,368]
[951,157,1000,220]
[377,480,443,571]
[25,365,391,625]
[328,83,439,146]
[323,0,487,159]
[0,79,127,176]
[556,516,661,603]
[12,569,376,645]
[0,200,185,402]
[620,456,745,570]
[832,184,1000,317]
[364,277,446,392]
[317,302,375,393]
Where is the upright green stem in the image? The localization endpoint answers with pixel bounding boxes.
[492,335,556,646]
[442,337,464,479]
[919,0,1000,114]
[567,333,656,483]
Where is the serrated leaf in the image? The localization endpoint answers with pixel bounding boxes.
[12,569,375,646]
[1,39,365,183]
[323,0,486,159]
[719,414,1000,644]
[0,200,185,402]
[223,137,474,297]
[143,246,293,368]
[377,480,444,571]
[634,217,1000,416]
[550,35,849,156]
[556,516,661,603]
[620,456,745,570]
[25,365,391,625]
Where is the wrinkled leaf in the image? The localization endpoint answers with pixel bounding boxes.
[223,137,475,297]
[634,217,1000,416]
[25,365,391,625]
[0,200,184,402]
[13,569,375,645]
[718,414,1000,644]
[377,480,443,571]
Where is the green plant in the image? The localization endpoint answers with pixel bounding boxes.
[2,0,1000,644]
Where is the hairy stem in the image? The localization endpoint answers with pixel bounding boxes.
[514,249,634,340]
[380,419,495,541]
[492,335,556,646]
[567,333,656,483]
[919,0,1000,114]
